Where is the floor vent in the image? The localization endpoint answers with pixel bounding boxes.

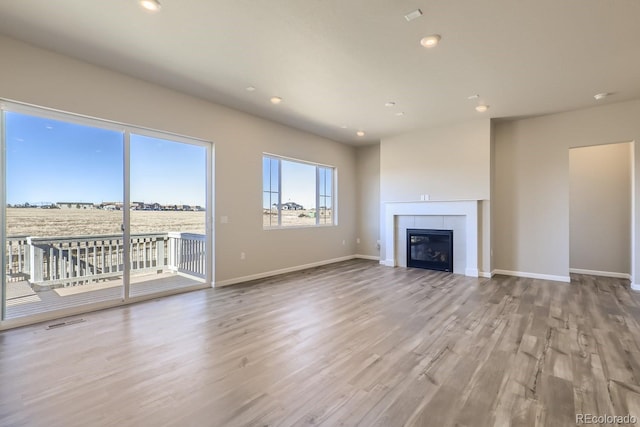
[46,318,85,330]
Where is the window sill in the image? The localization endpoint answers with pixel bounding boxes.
[263,224,336,230]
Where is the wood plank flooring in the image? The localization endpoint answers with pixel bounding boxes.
[1,259,640,426]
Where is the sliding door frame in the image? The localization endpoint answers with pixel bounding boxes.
[123,131,131,300]
[0,108,6,321]
[0,99,214,327]
[126,126,214,297]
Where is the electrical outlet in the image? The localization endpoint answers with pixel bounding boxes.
[240,252,245,260]
[220,216,229,224]
[356,238,361,244]
[342,240,346,245]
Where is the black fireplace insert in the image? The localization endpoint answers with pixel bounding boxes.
[406,229,453,272]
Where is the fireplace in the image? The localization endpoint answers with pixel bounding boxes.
[383,200,479,276]
[407,229,453,272]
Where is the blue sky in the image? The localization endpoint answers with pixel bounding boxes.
[130,134,205,205]
[281,160,316,208]
[5,112,206,206]
[262,157,333,209]
[263,157,317,208]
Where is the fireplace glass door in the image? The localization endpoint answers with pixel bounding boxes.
[407,229,453,272]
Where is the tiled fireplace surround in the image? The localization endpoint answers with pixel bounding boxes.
[381,200,480,277]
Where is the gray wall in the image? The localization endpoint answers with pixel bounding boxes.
[379,119,492,275]
[355,144,380,258]
[569,142,632,275]
[494,99,640,281]
[0,35,358,285]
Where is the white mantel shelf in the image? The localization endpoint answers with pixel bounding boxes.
[381,200,480,277]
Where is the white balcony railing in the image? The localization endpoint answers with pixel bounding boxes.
[4,232,206,290]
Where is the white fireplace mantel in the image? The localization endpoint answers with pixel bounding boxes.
[381,200,480,277]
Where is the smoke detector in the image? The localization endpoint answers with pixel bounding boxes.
[404,9,423,21]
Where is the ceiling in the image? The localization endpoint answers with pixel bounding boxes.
[1,0,639,145]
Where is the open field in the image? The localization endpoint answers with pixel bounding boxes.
[263,209,333,227]
[6,208,333,237]
[6,208,205,237]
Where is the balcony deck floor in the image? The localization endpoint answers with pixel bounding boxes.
[5,273,204,320]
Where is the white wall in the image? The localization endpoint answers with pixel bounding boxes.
[494,99,640,283]
[355,144,380,258]
[380,120,491,201]
[569,142,632,276]
[0,35,358,285]
[380,119,492,275]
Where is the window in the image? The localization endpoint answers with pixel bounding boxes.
[263,155,335,228]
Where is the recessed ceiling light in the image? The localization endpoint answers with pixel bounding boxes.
[594,92,609,100]
[356,131,365,137]
[385,101,396,107]
[270,96,282,104]
[139,0,161,12]
[467,94,480,100]
[395,112,405,116]
[475,105,489,112]
[404,9,423,22]
[420,35,441,48]
[246,86,256,92]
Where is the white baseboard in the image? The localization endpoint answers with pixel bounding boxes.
[380,259,395,267]
[631,283,640,292]
[569,268,632,280]
[214,255,356,287]
[479,271,493,278]
[493,269,570,283]
[354,254,380,261]
[465,268,479,278]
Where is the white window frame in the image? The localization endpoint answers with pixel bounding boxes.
[263,153,336,229]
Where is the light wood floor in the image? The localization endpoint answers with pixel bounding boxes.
[1,259,640,427]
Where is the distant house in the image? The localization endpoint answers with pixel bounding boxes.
[132,202,162,211]
[57,202,95,210]
[275,202,303,210]
[98,202,123,211]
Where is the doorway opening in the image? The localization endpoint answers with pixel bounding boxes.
[569,142,633,279]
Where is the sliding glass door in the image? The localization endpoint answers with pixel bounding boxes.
[128,133,208,298]
[1,104,212,322]
[2,111,125,319]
